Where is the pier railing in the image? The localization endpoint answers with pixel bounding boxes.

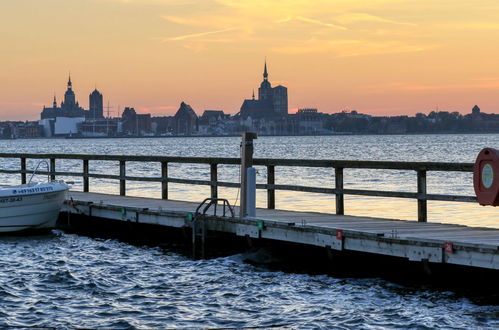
[0,153,476,222]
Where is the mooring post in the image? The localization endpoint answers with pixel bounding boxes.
[83,159,89,192]
[21,157,26,184]
[240,132,257,218]
[417,169,427,222]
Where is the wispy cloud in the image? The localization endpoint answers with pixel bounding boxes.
[213,0,406,13]
[334,13,416,26]
[162,15,239,29]
[271,38,432,56]
[336,40,431,57]
[164,27,238,41]
[276,16,347,30]
[158,0,425,55]
[270,39,358,54]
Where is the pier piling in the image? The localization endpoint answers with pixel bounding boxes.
[240,132,257,218]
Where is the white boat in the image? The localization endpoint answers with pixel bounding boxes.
[0,181,69,232]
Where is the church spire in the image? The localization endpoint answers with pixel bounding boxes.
[68,73,72,89]
[259,58,272,99]
[53,94,57,108]
[252,89,255,100]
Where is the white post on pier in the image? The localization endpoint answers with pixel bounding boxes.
[240,132,257,218]
[246,167,256,217]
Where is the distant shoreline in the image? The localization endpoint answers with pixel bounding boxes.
[1,131,498,141]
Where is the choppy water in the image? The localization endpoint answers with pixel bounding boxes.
[0,231,496,329]
[0,135,498,328]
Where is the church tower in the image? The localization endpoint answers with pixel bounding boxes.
[63,74,76,109]
[258,61,273,101]
[89,89,104,119]
[239,59,288,120]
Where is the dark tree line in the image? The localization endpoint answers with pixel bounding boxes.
[324,111,499,134]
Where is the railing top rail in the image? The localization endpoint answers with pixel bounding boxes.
[0,153,474,171]
[253,159,474,171]
[0,153,241,165]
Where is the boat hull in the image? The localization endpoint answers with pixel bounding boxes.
[0,184,67,233]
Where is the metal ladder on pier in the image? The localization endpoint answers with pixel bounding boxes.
[191,198,235,259]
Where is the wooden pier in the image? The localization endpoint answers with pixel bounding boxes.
[63,191,499,271]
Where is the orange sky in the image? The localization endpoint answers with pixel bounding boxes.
[1,0,499,120]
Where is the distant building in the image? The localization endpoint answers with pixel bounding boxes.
[40,75,87,119]
[53,117,85,136]
[173,102,198,135]
[151,116,174,135]
[89,89,104,119]
[471,105,482,122]
[240,61,288,120]
[198,110,229,135]
[297,108,318,115]
[121,107,152,136]
[79,118,120,137]
[38,119,55,137]
[0,123,14,139]
[14,121,43,138]
[240,97,273,120]
[200,110,226,123]
[272,86,288,116]
[294,108,324,134]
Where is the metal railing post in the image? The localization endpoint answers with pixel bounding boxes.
[50,158,56,181]
[417,169,427,222]
[83,159,89,192]
[119,160,126,196]
[161,161,168,199]
[335,167,344,215]
[267,165,275,209]
[21,157,26,184]
[210,163,218,199]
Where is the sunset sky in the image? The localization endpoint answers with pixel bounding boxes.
[1,0,499,120]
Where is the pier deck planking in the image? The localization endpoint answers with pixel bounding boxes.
[63,191,499,270]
